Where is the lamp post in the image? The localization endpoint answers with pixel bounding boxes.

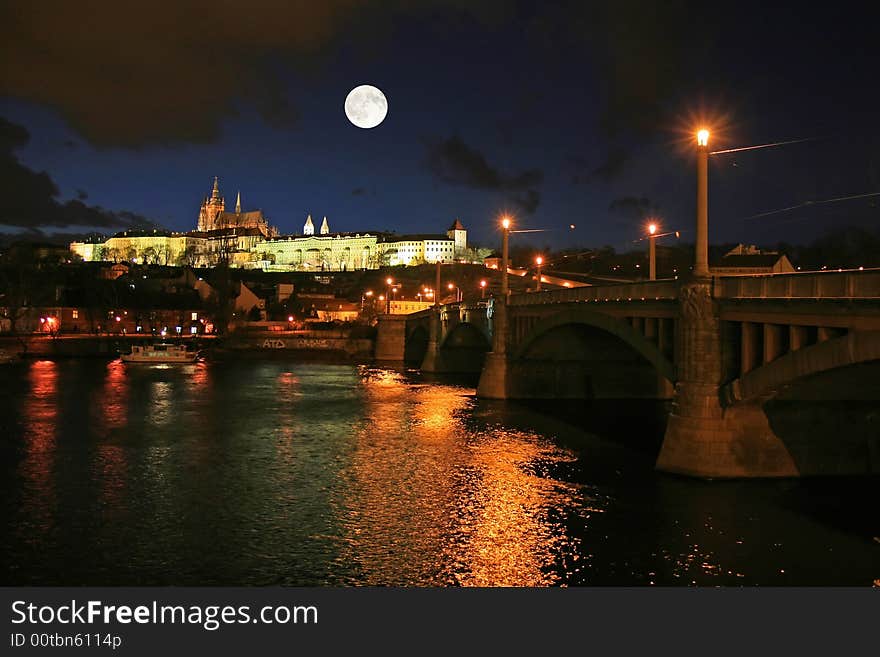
[385,277,393,314]
[535,255,543,291]
[434,259,441,307]
[501,216,511,298]
[647,222,658,281]
[447,282,461,302]
[695,128,710,277]
[480,279,487,299]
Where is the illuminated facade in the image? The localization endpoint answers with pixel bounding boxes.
[70,178,467,271]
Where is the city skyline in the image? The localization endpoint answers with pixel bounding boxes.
[1,2,878,251]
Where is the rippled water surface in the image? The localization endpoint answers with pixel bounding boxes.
[0,359,876,585]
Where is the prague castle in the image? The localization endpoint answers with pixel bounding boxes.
[71,178,467,271]
[197,177,277,237]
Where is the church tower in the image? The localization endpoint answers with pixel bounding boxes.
[303,214,315,235]
[197,177,226,231]
[447,219,467,259]
[235,191,241,213]
[320,216,330,235]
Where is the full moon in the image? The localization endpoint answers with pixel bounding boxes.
[344,85,388,129]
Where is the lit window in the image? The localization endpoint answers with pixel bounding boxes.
[191,312,198,321]
[190,326,198,334]
[72,310,79,319]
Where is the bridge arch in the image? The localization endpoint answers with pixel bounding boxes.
[722,330,880,404]
[439,321,491,351]
[513,306,676,384]
[404,324,429,366]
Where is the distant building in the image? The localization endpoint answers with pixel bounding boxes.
[389,300,434,314]
[298,293,359,322]
[197,178,278,237]
[379,233,457,266]
[711,244,795,275]
[70,177,466,271]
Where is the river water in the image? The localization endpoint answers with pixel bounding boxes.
[0,359,876,586]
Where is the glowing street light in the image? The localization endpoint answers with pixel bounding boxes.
[500,215,512,298]
[385,277,393,313]
[535,255,544,291]
[695,128,710,277]
[647,221,658,280]
[480,279,487,299]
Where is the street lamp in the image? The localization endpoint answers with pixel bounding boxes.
[447,282,461,302]
[535,255,544,291]
[695,128,710,277]
[385,277,393,314]
[500,215,511,298]
[647,222,658,280]
[480,279,487,298]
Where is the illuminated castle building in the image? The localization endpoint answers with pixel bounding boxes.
[197,177,277,237]
[71,178,467,271]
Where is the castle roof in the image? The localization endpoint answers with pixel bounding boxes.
[217,210,266,222]
[381,233,452,242]
[448,219,466,231]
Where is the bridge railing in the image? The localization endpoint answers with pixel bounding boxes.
[716,269,880,299]
[508,279,679,305]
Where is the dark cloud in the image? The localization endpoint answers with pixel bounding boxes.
[351,187,367,196]
[0,1,502,149]
[0,117,155,230]
[0,2,380,147]
[423,135,543,213]
[570,148,631,185]
[609,196,661,220]
[511,190,541,215]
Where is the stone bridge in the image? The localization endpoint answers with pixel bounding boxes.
[374,301,492,372]
[375,269,880,478]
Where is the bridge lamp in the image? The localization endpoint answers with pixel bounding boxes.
[535,256,544,291]
[647,222,658,281]
[695,128,710,276]
[500,215,512,298]
[385,278,395,313]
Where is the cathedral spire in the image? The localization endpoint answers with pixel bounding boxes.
[235,191,241,213]
[303,214,314,236]
[320,216,330,235]
[211,176,220,200]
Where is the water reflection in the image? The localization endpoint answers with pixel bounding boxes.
[18,360,60,539]
[0,360,877,586]
[334,368,597,586]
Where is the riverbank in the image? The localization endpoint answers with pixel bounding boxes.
[0,327,375,362]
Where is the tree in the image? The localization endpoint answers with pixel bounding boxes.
[177,244,200,268]
[141,246,158,265]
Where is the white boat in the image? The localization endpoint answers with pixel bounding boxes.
[121,343,200,363]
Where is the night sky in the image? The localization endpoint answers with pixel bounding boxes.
[1,1,878,251]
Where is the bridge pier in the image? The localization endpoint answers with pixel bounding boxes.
[420,309,443,372]
[656,280,798,478]
[374,313,408,361]
[476,300,509,398]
